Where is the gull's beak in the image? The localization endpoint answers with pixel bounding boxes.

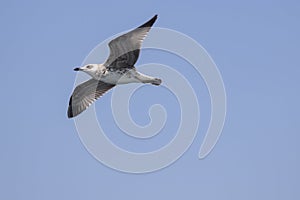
[74,67,82,71]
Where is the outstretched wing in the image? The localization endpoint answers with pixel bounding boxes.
[67,79,115,118]
[104,15,158,69]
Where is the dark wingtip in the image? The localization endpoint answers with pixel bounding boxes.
[67,106,73,118]
[67,97,74,118]
[138,15,158,28]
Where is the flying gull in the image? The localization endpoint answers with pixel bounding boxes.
[68,15,161,118]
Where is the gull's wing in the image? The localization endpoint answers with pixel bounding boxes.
[67,79,115,118]
[104,15,158,69]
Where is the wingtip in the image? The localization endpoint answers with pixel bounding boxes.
[67,96,74,118]
[67,107,74,118]
[150,14,158,22]
[138,14,158,28]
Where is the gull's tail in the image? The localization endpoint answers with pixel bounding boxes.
[135,71,162,86]
[151,78,162,86]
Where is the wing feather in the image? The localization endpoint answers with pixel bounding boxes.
[67,79,115,118]
[104,15,157,69]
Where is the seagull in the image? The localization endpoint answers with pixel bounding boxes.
[68,15,161,118]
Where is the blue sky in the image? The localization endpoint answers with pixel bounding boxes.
[1,0,300,199]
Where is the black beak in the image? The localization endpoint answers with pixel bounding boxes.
[74,67,81,71]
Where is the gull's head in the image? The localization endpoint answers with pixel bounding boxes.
[74,64,98,76]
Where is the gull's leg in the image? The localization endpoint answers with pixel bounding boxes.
[134,71,162,86]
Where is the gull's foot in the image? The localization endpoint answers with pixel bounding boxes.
[151,78,162,86]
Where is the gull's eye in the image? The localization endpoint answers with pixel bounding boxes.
[86,65,92,69]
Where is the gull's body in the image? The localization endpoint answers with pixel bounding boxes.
[68,15,161,118]
[80,64,161,85]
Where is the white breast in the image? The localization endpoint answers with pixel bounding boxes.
[100,70,140,85]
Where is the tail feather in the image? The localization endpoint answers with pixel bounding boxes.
[151,78,162,86]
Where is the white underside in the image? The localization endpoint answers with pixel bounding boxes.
[96,70,157,85]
